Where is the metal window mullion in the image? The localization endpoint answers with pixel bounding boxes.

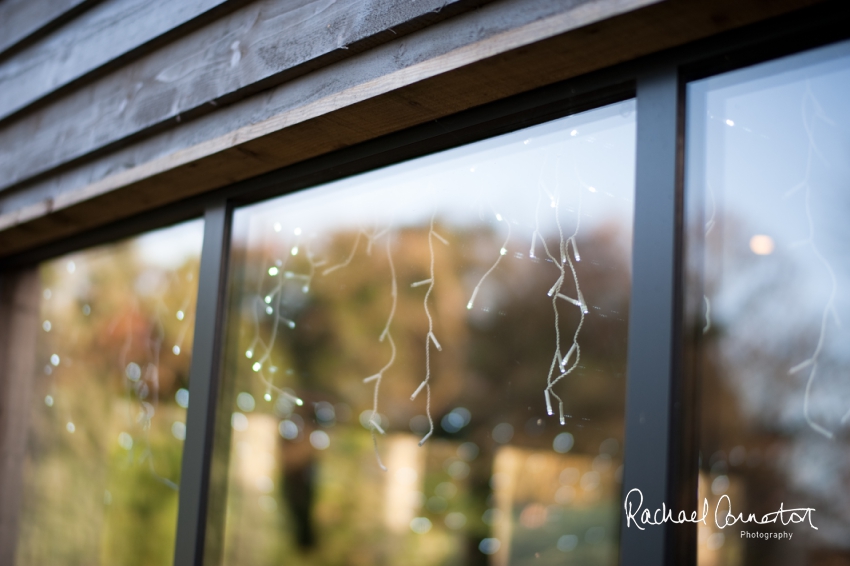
[174,200,232,566]
[619,64,687,566]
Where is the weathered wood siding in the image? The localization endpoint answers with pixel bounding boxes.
[0,0,831,258]
[0,0,237,122]
[0,0,482,191]
[0,0,94,57]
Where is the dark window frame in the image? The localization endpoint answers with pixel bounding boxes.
[1,4,849,565]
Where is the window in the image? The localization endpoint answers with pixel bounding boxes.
[11,220,203,565]
[686,41,850,564]
[210,101,636,565]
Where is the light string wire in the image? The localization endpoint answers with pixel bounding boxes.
[410,213,448,446]
[530,164,588,425]
[314,223,397,467]
[140,308,179,490]
[467,209,512,311]
[784,82,841,438]
[361,233,398,470]
[703,182,716,335]
[113,272,192,491]
[245,243,306,407]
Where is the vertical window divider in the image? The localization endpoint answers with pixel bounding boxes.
[619,63,692,566]
[174,200,233,566]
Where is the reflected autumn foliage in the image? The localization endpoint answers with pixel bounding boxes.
[216,217,631,566]
[15,221,202,566]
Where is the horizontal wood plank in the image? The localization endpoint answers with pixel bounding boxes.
[0,0,485,192]
[0,0,234,122]
[0,0,599,217]
[0,0,92,57]
[0,0,830,258]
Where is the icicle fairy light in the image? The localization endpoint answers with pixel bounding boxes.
[467,211,512,311]
[361,234,398,470]
[783,83,841,439]
[532,184,588,426]
[410,214,448,446]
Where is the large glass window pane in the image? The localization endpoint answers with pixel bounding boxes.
[211,101,636,565]
[12,220,204,565]
[686,42,850,564]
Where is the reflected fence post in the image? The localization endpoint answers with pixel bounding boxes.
[0,269,40,565]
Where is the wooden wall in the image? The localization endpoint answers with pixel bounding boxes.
[0,0,830,259]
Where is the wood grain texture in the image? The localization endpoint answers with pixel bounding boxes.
[0,0,831,257]
[0,0,233,122]
[0,0,605,217]
[0,0,486,193]
[0,0,93,57]
[0,269,40,564]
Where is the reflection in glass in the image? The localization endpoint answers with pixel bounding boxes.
[14,220,203,565]
[212,101,636,565]
[687,42,850,565]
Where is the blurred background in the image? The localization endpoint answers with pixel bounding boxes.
[15,220,203,565]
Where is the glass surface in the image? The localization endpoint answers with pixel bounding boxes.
[686,42,850,565]
[212,101,636,565]
[14,220,204,565]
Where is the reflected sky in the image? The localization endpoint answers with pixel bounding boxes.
[136,219,205,270]
[692,40,850,430]
[236,100,635,247]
